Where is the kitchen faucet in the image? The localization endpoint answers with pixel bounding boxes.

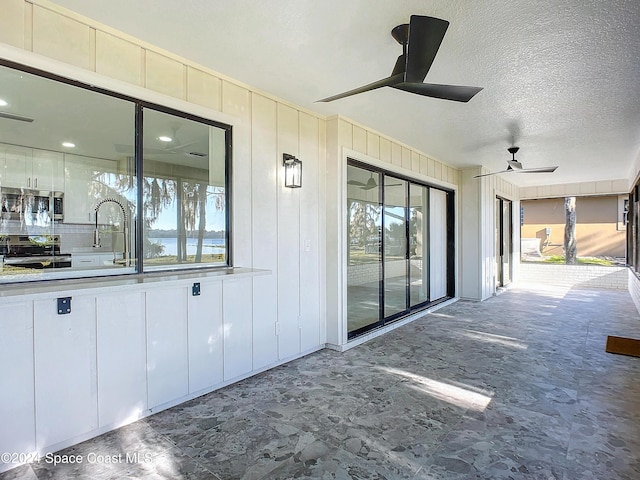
[93,198,129,266]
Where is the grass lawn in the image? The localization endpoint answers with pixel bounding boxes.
[534,255,617,266]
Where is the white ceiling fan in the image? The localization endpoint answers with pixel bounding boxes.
[473,147,558,178]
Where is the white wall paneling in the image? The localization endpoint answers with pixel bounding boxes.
[223,80,253,268]
[251,93,279,369]
[188,281,224,393]
[34,295,98,450]
[223,277,253,380]
[324,118,342,346]
[277,104,302,360]
[299,112,322,352]
[146,287,189,410]
[0,302,35,458]
[430,188,448,300]
[96,292,147,427]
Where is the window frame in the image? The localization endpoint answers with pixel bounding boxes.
[0,59,232,283]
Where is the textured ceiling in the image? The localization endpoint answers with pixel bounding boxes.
[51,0,640,186]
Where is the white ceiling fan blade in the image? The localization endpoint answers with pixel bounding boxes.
[516,166,558,173]
[473,170,513,178]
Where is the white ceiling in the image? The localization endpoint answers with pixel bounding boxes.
[51,0,640,186]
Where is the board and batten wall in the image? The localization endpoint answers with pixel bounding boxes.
[0,0,326,360]
[0,0,324,471]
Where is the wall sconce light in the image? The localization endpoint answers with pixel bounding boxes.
[283,153,302,188]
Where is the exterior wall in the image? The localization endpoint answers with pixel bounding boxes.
[629,269,640,316]
[460,167,520,300]
[519,263,628,289]
[0,0,326,471]
[519,179,628,199]
[0,0,326,355]
[521,196,626,257]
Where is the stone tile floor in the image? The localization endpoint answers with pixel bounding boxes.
[2,283,639,479]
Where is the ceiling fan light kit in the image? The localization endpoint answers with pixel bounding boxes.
[319,15,483,103]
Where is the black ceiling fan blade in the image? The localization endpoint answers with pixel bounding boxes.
[318,73,404,102]
[405,15,449,83]
[517,166,559,173]
[391,82,483,102]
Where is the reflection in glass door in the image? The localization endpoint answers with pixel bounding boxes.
[346,164,382,335]
[496,197,513,287]
[383,177,408,318]
[346,159,454,339]
[410,184,429,306]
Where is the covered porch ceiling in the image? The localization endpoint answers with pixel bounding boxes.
[50,0,640,186]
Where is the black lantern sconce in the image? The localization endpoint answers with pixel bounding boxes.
[283,153,302,188]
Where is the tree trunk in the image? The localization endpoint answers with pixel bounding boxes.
[564,196,577,264]
[195,183,207,262]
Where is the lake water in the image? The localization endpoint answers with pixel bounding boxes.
[148,237,225,257]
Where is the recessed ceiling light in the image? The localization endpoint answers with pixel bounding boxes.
[158,136,172,142]
[0,99,7,107]
[62,142,76,148]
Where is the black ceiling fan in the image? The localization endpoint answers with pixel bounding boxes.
[318,15,482,103]
[473,147,558,178]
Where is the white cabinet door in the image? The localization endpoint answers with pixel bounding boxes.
[63,154,98,224]
[34,295,98,450]
[63,154,117,224]
[252,275,278,370]
[31,149,64,191]
[188,281,223,393]
[0,302,35,458]
[2,144,31,188]
[97,292,147,428]
[146,287,189,409]
[223,277,253,381]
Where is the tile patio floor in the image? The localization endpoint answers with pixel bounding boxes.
[2,282,639,479]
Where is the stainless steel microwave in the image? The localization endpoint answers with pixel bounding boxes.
[0,188,64,222]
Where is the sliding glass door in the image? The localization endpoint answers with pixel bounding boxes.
[347,164,382,335]
[410,183,429,306]
[496,196,513,287]
[347,159,454,339]
[383,177,408,318]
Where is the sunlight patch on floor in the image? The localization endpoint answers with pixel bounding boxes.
[460,329,528,350]
[378,367,492,411]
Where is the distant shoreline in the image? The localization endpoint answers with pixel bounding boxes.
[147,229,225,239]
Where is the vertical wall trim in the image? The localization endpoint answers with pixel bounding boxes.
[24,1,34,51]
[88,27,96,72]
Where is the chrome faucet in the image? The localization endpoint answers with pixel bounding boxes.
[93,198,129,266]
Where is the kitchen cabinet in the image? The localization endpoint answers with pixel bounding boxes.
[0,302,35,458]
[97,292,147,427]
[63,154,117,224]
[146,287,189,409]
[0,144,63,190]
[223,277,253,381]
[188,281,224,393]
[34,295,98,450]
[32,149,64,191]
[72,252,119,268]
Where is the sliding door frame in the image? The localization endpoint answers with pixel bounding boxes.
[346,158,455,339]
